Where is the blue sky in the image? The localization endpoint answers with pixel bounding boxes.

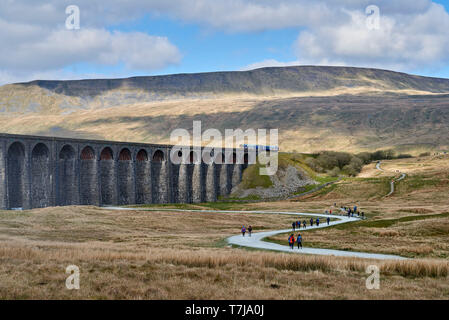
[100,16,301,76]
[2,0,449,84]
[115,0,449,79]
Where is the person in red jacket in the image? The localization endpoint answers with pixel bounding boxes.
[288,234,295,250]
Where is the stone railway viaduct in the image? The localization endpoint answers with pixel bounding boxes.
[0,133,250,210]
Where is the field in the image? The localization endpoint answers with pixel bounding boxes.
[0,155,448,299]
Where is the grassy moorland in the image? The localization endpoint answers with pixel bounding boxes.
[0,155,448,299]
[0,204,448,300]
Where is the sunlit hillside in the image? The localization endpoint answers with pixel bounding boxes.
[1,66,449,153]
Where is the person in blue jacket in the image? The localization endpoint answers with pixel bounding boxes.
[327,217,330,225]
[316,218,320,226]
[296,234,302,249]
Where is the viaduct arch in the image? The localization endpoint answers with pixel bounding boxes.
[7,142,26,209]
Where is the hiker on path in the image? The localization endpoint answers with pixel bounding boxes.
[292,222,296,231]
[316,218,320,227]
[297,234,302,249]
[298,220,301,229]
[248,225,252,237]
[327,217,330,225]
[241,226,246,237]
[303,220,307,229]
[288,234,295,250]
[310,217,314,227]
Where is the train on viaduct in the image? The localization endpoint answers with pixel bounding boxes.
[0,133,250,210]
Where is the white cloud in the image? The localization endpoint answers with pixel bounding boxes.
[242,1,449,74]
[0,0,342,32]
[1,1,449,84]
[0,2,182,85]
[0,25,181,84]
[293,3,449,71]
[0,19,181,71]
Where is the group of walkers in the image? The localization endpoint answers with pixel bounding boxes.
[340,205,365,219]
[292,220,306,230]
[240,204,365,251]
[287,215,333,249]
[291,216,330,231]
[288,233,302,250]
[324,203,365,219]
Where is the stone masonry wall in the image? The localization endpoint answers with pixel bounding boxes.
[0,133,246,210]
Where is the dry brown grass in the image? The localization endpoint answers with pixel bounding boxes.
[0,206,297,249]
[0,203,448,299]
[1,242,448,300]
[1,157,449,299]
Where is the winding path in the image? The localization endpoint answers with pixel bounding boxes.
[376,161,407,196]
[104,206,407,260]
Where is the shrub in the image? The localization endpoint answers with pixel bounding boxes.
[419,152,431,157]
[371,149,395,160]
[302,148,409,177]
[356,152,372,164]
[327,167,341,177]
[306,151,366,176]
[305,157,324,173]
[317,153,339,170]
[343,164,358,176]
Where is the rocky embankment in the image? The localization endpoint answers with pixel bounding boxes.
[232,165,317,199]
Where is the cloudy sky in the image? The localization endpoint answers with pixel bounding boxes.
[1,0,449,84]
